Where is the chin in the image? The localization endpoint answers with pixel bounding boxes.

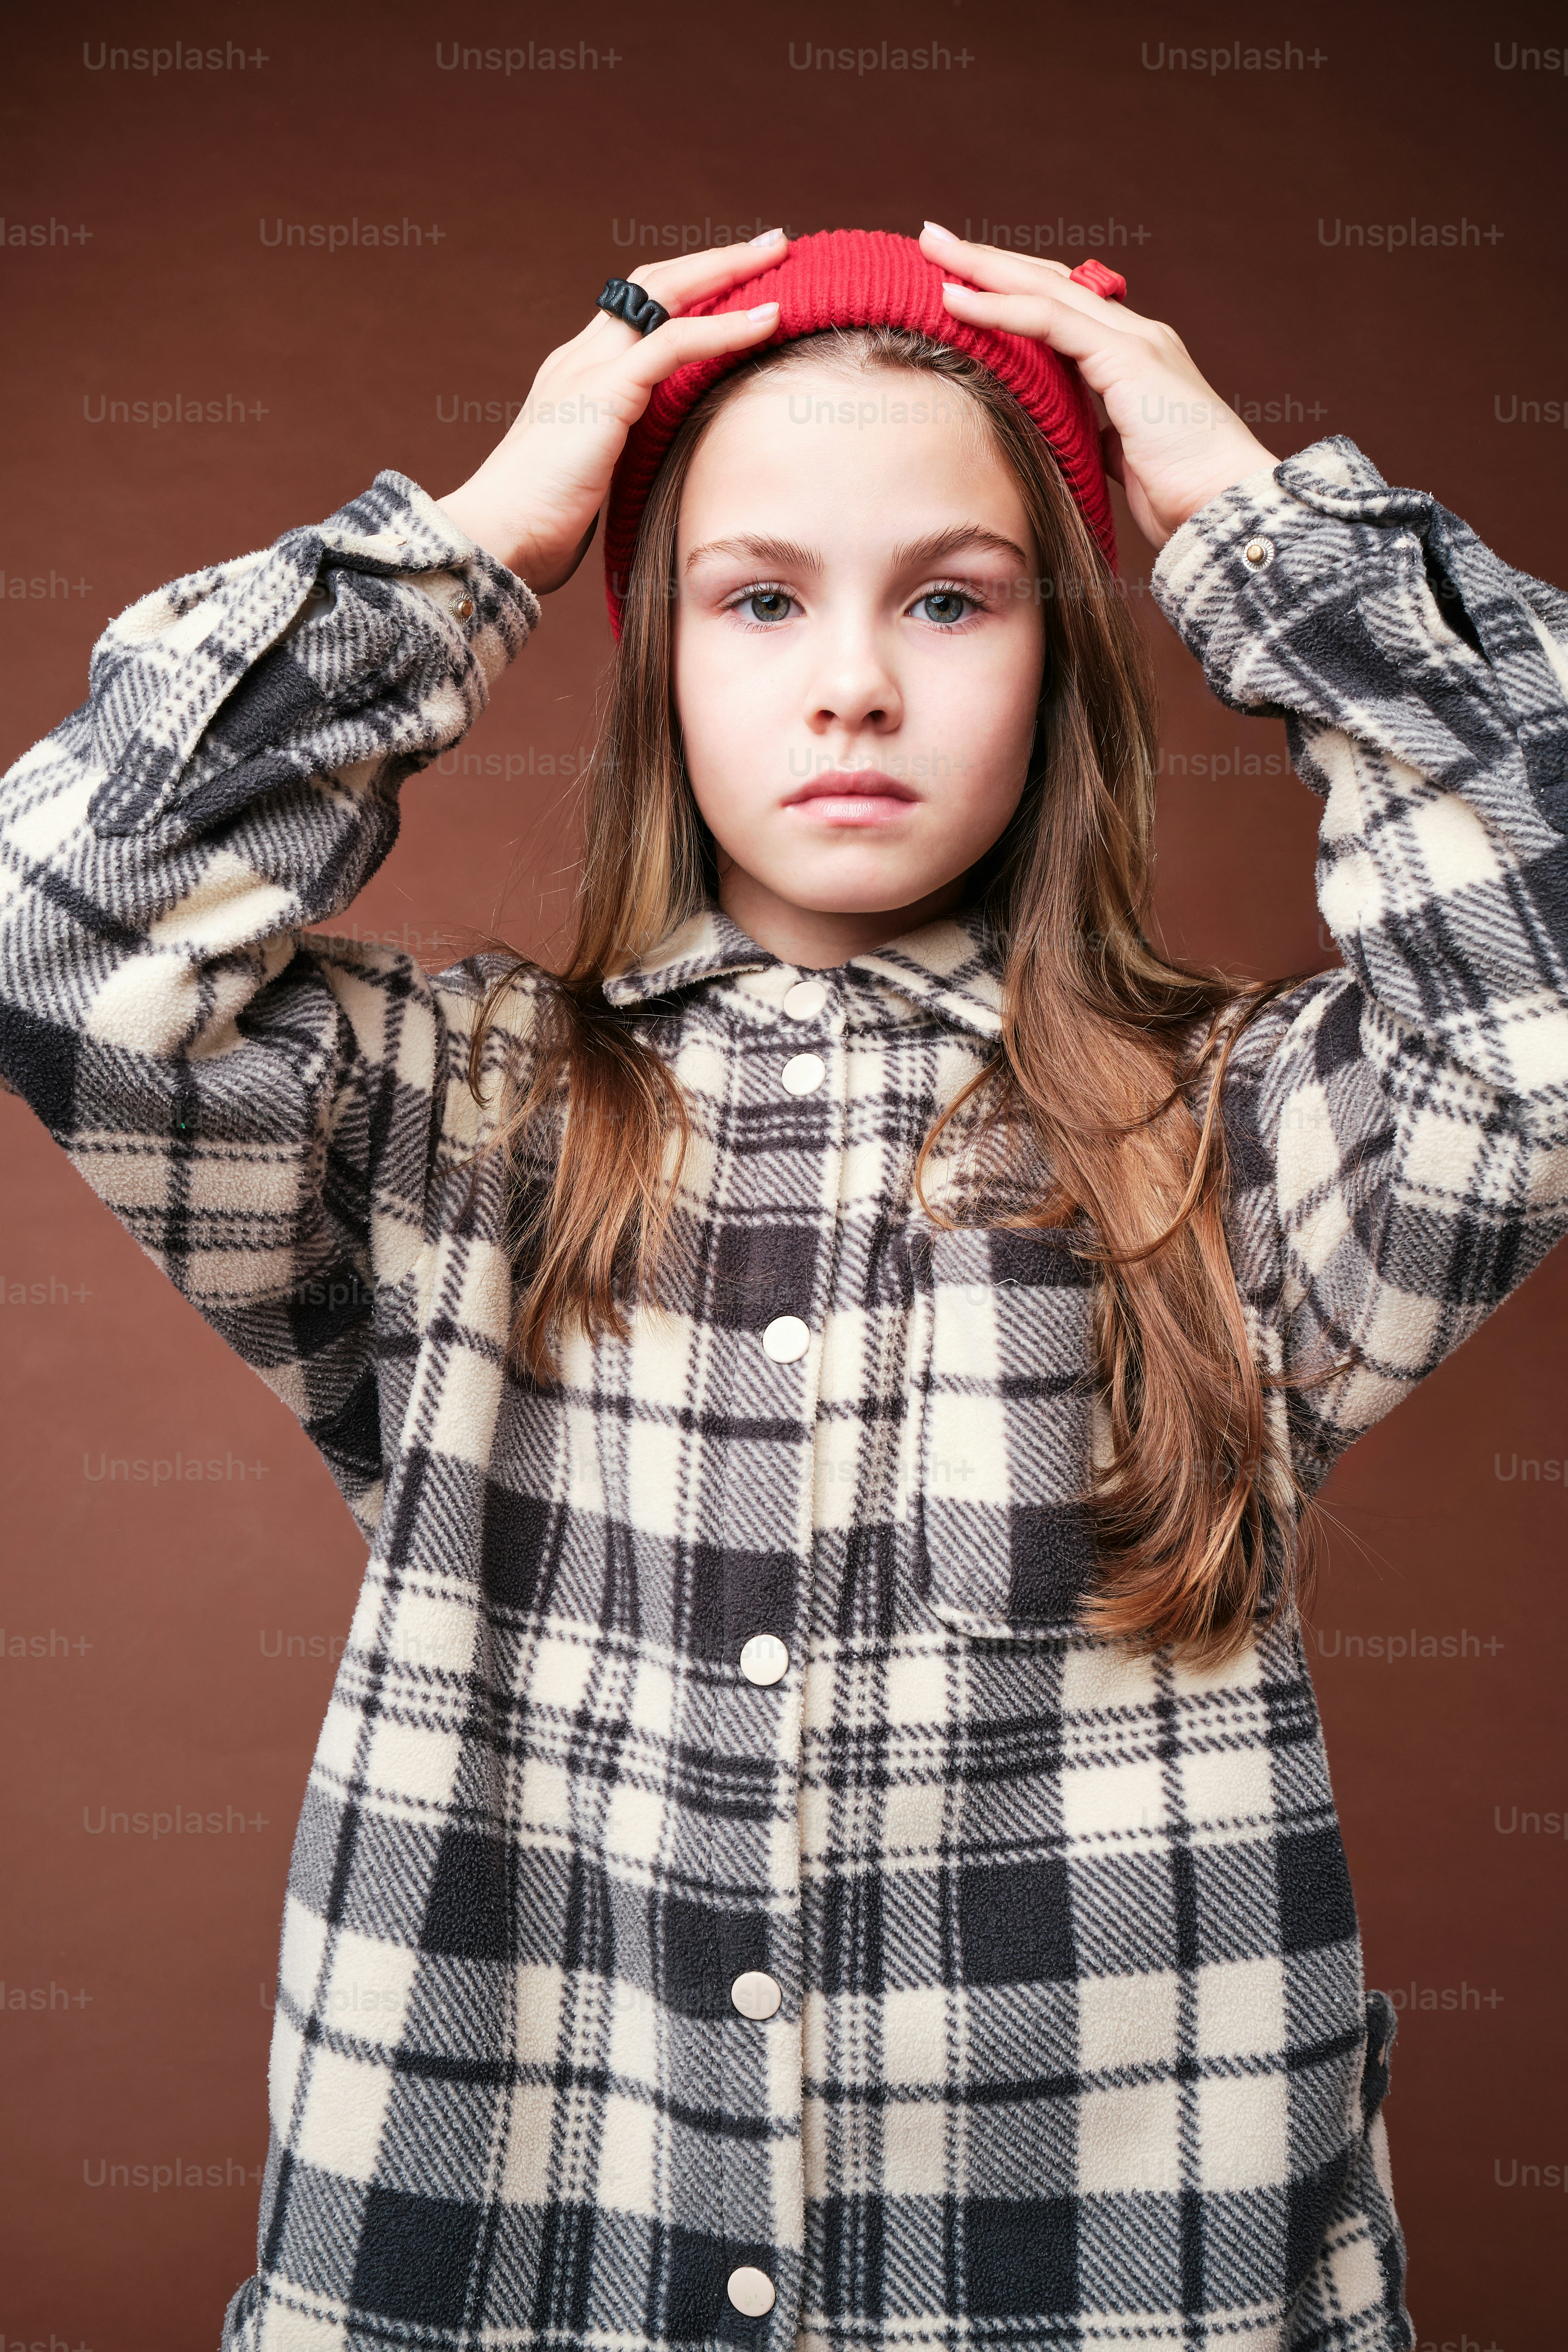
[783,880,941,918]
[770,854,959,915]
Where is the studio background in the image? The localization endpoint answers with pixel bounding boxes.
[2,4,1563,2343]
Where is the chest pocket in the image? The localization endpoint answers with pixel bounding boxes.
[901,1220,1101,1638]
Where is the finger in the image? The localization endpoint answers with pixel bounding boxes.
[628,230,789,307]
[580,230,790,354]
[920,221,1152,335]
[920,220,1072,286]
[937,281,1129,370]
[608,301,781,393]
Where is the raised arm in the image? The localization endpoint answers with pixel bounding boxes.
[0,476,537,1527]
[1155,436,1568,1483]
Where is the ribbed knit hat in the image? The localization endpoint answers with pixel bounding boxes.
[603,228,1115,637]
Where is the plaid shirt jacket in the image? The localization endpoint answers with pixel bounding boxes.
[4,438,1566,2352]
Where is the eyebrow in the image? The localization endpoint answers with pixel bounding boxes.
[681,525,1030,575]
[683,533,821,576]
[891,525,1031,572]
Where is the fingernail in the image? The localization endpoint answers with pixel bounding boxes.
[747,302,779,319]
[941,283,971,296]
[750,227,784,244]
[923,220,958,239]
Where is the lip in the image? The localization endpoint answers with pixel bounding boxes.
[782,769,919,825]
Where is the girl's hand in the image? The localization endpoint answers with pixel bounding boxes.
[919,221,1279,553]
[438,236,788,590]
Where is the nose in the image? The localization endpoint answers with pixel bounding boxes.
[804,611,903,740]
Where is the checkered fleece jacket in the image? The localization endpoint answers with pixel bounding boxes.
[4,437,1567,2352]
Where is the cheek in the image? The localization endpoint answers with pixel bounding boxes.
[989,613,1047,733]
[673,633,752,789]
[925,634,1043,778]
[934,650,1043,851]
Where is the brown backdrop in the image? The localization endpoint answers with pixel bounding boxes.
[2,3,1564,2343]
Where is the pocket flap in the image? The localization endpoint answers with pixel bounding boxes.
[905,1220,1100,1638]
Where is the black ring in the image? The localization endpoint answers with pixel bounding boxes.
[597,277,670,336]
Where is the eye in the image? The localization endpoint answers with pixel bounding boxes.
[914,586,978,627]
[730,584,796,626]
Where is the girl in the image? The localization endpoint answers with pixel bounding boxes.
[4,223,1565,2351]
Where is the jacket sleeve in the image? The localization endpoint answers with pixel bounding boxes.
[1153,435,1568,1491]
[0,471,539,1528]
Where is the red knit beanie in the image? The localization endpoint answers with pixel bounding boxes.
[603,228,1115,638]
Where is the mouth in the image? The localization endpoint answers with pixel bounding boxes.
[782,769,920,825]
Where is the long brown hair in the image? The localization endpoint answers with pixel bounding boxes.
[472,327,1307,1662]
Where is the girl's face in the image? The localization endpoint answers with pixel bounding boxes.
[672,363,1046,957]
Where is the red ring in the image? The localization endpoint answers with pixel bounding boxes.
[1068,259,1127,303]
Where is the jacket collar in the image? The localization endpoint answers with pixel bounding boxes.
[600,900,1004,1041]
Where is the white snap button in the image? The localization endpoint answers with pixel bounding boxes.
[761,1315,809,1363]
[739,1634,789,1687]
[1242,536,1274,568]
[782,978,828,1020]
[727,2266,776,2317]
[780,1052,825,1096]
[730,1969,782,2019]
